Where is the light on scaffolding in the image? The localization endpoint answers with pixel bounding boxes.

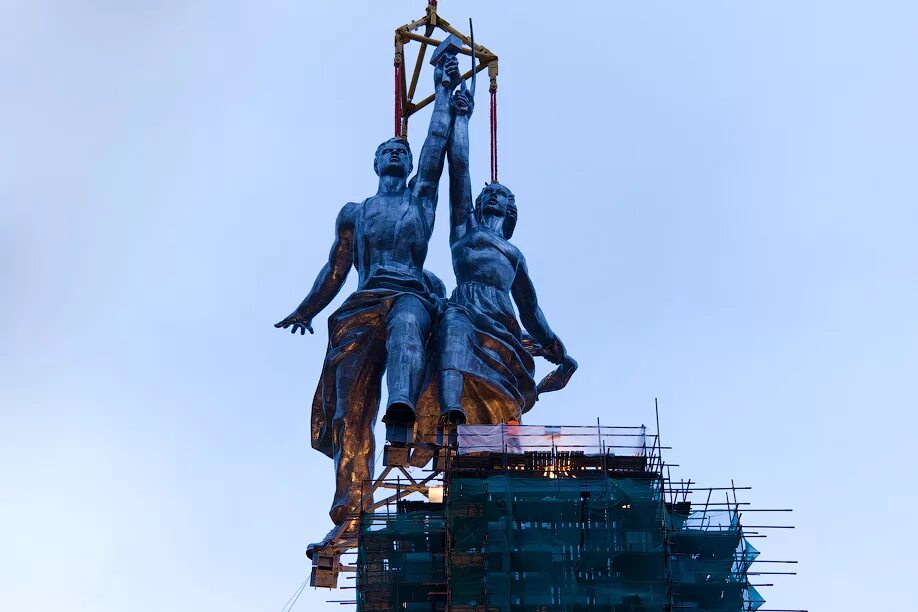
[541,463,574,479]
[427,486,444,503]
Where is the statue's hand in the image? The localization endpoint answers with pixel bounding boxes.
[434,54,461,91]
[274,312,314,336]
[451,89,474,117]
[542,337,568,365]
[536,355,578,396]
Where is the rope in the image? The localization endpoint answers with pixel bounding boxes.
[280,574,309,612]
[490,87,498,182]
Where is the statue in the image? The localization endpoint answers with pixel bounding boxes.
[274,54,462,535]
[413,88,577,448]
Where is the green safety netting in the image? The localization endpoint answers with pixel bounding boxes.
[357,510,447,612]
[357,472,763,612]
[447,474,666,611]
[745,585,766,611]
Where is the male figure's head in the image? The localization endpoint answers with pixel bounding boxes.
[374,137,413,178]
[475,182,517,239]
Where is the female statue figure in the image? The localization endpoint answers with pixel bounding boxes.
[420,89,576,433]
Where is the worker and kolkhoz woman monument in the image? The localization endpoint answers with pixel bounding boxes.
[275,18,577,552]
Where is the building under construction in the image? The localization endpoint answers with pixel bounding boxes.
[312,424,792,611]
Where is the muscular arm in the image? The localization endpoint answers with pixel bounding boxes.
[275,204,355,334]
[511,254,566,362]
[447,111,475,244]
[411,58,458,227]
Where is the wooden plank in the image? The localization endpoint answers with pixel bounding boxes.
[396,14,430,34]
[401,31,496,63]
[407,41,428,101]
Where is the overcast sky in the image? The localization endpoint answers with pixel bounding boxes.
[2,1,916,610]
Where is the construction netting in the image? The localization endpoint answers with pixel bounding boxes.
[357,472,763,612]
[448,473,666,610]
[357,507,447,611]
[666,505,763,611]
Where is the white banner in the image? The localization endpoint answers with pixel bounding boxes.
[456,424,648,456]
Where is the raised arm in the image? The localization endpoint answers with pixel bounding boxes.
[411,55,461,225]
[274,203,356,335]
[447,91,475,244]
[511,254,568,364]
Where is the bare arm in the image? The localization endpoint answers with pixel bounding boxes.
[274,204,356,335]
[411,55,460,225]
[447,94,475,244]
[511,254,567,363]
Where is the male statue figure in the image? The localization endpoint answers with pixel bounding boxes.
[275,55,461,538]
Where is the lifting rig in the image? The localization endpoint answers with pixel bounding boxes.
[395,0,501,181]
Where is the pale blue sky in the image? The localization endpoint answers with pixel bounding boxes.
[2,1,916,610]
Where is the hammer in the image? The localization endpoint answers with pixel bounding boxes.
[429,23,476,96]
[429,33,464,87]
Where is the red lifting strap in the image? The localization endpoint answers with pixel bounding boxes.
[490,88,498,183]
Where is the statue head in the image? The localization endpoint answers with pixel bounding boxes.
[475,182,517,239]
[374,137,413,178]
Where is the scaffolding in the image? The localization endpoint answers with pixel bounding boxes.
[316,423,798,612]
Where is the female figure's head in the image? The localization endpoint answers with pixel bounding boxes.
[475,182,517,239]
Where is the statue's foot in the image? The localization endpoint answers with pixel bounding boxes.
[441,406,467,426]
[382,402,416,444]
[306,530,336,560]
[306,522,350,560]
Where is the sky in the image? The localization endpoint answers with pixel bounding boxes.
[2,1,916,610]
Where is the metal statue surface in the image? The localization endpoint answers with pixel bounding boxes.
[275,55,462,527]
[413,89,577,447]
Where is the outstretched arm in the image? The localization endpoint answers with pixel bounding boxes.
[511,254,567,364]
[275,204,355,335]
[447,91,475,244]
[411,55,461,225]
